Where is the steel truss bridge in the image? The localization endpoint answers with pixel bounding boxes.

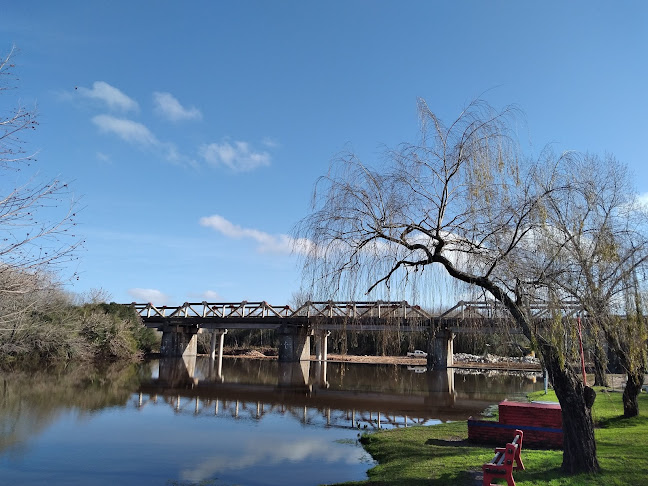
[132,299,584,333]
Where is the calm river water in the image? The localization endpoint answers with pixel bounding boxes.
[0,357,542,485]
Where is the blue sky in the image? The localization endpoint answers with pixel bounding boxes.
[2,2,647,306]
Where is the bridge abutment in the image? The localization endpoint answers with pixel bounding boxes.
[160,326,199,358]
[428,329,455,370]
[277,325,311,362]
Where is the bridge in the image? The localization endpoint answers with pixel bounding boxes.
[131,299,582,369]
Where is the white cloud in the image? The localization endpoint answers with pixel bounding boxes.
[261,136,280,148]
[187,290,223,301]
[77,81,139,112]
[182,437,367,483]
[638,193,648,207]
[153,91,202,121]
[201,290,222,300]
[92,114,159,146]
[199,140,271,172]
[199,214,310,255]
[96,151,111,163]
[128,288,170,304]
[92,115,195,167]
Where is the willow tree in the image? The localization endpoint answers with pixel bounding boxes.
[537,154,648,417]
[297,99,600,473]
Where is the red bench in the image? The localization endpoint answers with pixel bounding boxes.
[482,429,525,486]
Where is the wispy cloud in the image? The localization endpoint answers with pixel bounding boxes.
[76,81,139,112]
[199,141,271,172]
[187,289,223,301]
[199,214,309,255]
[96,151,111,163]
[128,288,170,304]
[92,114,190,165]
[262,136,281,148]
[153,91,202,121]
[92,114,158,146]
[182,437,367,483]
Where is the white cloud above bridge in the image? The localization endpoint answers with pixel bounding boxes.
[127,288,170,304]
[199,214,310,255]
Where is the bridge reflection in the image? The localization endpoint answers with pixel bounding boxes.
[133,357,541,429]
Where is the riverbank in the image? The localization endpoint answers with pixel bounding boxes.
[221,348,542,371]
[334,388,648,486]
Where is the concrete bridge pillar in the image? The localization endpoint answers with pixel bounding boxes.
[160,326,198,358]
[314,330,331,361]
[277,325,311,362]
[427,328,455,370]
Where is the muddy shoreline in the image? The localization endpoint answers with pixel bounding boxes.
[218,349,543,371]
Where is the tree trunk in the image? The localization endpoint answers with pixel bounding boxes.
[592,340,609,387]
[623,367,645,418]
[541,343,600,474]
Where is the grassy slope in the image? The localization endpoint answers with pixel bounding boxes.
[335,389,648,486]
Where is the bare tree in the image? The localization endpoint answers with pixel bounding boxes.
[296,99,601,473]
[536,153,648,417]
[0,47,81,331]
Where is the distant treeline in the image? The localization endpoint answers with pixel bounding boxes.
[198,327,531,357]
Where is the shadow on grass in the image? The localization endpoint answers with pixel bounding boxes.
[425,438,472,447]
[597,414,648,429]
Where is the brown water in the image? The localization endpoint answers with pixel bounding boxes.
[0,357,543,485]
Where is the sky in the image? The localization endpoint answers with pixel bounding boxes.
[2,1,647,307]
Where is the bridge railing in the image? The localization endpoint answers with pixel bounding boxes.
[290,301,431,319]
[132,301,294,319]
[437,299,584,320]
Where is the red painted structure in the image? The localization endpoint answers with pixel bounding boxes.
[468,400,563,449]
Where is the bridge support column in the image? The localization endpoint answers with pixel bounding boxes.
[314,330,330,361]
[277,325,311,362]
[160,326,198,358]
[210,329,228,379]
[427,329,455,370]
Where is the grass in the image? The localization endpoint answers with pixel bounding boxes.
[333,388,648,486]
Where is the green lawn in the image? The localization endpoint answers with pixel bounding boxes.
[332,389,648,486]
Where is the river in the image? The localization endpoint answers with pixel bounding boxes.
[0,356,543,485]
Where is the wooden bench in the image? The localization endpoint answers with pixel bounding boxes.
[482,429,525,486]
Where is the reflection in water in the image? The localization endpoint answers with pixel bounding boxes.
[139,356,542,429]
[0,358,542,485]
